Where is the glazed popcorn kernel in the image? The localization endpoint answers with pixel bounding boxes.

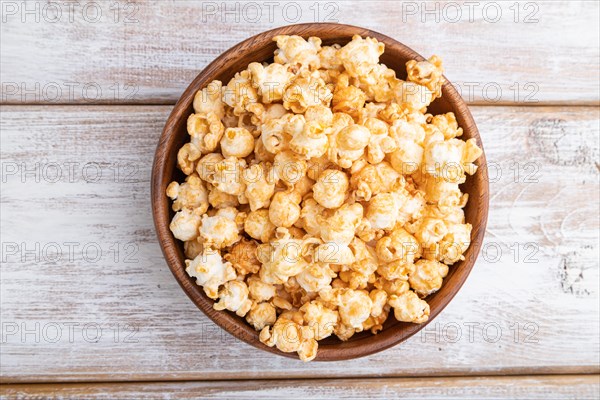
[167,34,482,361]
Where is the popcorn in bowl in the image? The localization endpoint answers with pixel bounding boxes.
[167,34,482,361]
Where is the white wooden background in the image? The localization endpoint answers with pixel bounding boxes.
[1,1,599,399]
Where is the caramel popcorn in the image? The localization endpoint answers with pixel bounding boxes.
[168,35,482,361]
[248,62,294,103]
[220,127,255,158]
[188,112,225,154]
[214,280,252,317]
[169,208,201,241]
[246,302,277,330]
[312,169,349,209]
[166,174,209,214]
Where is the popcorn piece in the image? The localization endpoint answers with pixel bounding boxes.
[377,259,415,282]
[273,35,321,70]
[188,113,225,154]
[296,263,336,293]
[366,193,398,230]
[248,62,294,103]
[394,81,433,112]
[406,55,445,98]
[283,70,332,113]
[394,186,426,226]
[185,248,237,299]
[260,114,295,155]
[170,209,201,241]
[423,138,465,183]
[338,35,384,78]
[223,70,259,116]
[193,80,225,119]
[269,190,301,228]
[330,125,371,168]
[410,217,448,247]
[166,174,209,214]
[196,153,224,182]
[318,44,343,71]
[177,143,201,175]
[212,156,247,196]
[297,197,325,237]
[242,163,276,211]
[320,288,373,330]
[430,112,463,139]
[374,276,410,297]
[350,161,403,201]
[423,136,482,183]
[289,105,332,159]
[437,222,472,264]
[259,228,309,284]
[244,209,276,243]
[408,259,449,297]
[301,301,338,340]
[207,184,240,209]
[363,117,396,164]
[214,280,253,317]
[320,203,363,245]
[312,169,348,209]
[388,290,430,323]
[305,104,334,127]
[358,64,398,103]
[334,321,356,341]
[332,73,367,119]
[220,127,255,158]
[376,228,421,264]
[463,138,483,173]
[369,289,388,317]
[415,172,462,208]
[247,275,276,302]
[260,316,318,362]
[246,302,277,330]
[199,212,241,249]
[388,119,426,175]
[290,122,330,159]
[225,238,260,277]
[274,150,308,186]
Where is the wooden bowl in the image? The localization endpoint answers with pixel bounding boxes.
[151,23,489,361]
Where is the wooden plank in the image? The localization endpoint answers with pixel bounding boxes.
[1,1,598,105]
[0,105,598,382]
[1,375,599,399]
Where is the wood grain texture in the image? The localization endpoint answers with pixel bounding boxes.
[2,375,599,399]
[151,22,490,361]
[1,105,598,382]
[1,1,598,105]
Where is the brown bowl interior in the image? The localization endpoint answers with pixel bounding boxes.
[151,23,489,361]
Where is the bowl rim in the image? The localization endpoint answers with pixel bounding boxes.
[151,22,489,361]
